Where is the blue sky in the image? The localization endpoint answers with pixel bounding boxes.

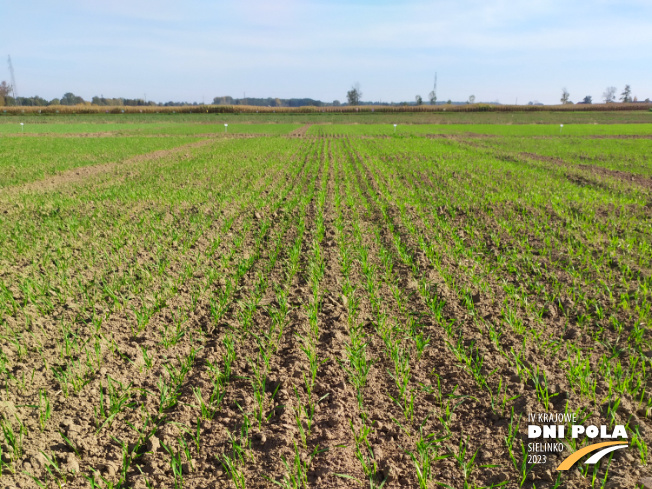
[1,0,651,104]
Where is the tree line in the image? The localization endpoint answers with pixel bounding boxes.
[559,85,648,105]
[0,86,161,107]
[1,80,649,108]
[0,84,333,108]
[212,96,326,107]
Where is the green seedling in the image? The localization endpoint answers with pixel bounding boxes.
[38,389,52,431]
[1,415,25,464]
[531,366,558,410]
[158,377,181,412]
[193,386,216,420]
[407,427,450,489]
[95,376,137,432]
[23,471,48,488]
[162,441,184,489]
[631,426,649,465]
[219,429,248,489]
[178,436,193,471]
[59,430,81,458]
[266,442,329,489]
[40,450,68,487]
[141,346,154,370]
[349,419,385,487]
[447,435,496,488]
[489,377,520,415]
[414,332,431,361]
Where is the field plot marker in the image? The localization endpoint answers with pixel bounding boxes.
[20,122,24,133]
[224,123,228,133]
[560,123,563,134]
[393,123,397,133]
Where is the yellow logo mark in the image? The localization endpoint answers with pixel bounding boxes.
[557,442,629,470]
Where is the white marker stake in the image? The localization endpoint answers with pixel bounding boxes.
[20,122,24,133]
[560,124,564,134]
[394,124,397,133]
[224,123,228,134]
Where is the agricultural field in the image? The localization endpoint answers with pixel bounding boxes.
[0,115,651,489]
[308,123,652,137]
[0,122,303,136]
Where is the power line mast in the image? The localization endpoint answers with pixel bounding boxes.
[433,72,437,103]
[429,72,437,105]
[7,55,18,105]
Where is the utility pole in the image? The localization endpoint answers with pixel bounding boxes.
[7,55,18,105]
[429,72,437,105]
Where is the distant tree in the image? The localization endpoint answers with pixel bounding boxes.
[468,95,476,104]
[428,90,436,105]
[122,98,146,106]
[415,95,423,105]
[603,86,616,103]
[347,83,362,106]
[0,81,11,106]
[18,96,48,106]
[582,95,592,104]
[213,96,234,105]
[633,96,638,102]
[561,88,570,104]
[0,81,10,97]
[446,99,452,105]
[620,85,632,103]
[332,100,341,106]
[61,92,85,105]
[49,98,60,105]
[274,98,282,107]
